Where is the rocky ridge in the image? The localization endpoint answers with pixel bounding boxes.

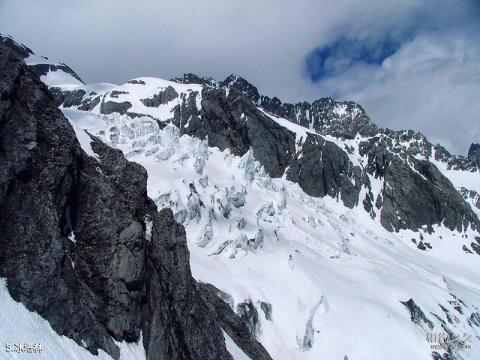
[44,68,480,233]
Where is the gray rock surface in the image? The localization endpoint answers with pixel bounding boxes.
[220,75,377,139]
[468,143,480,158]
[172,73,218,87]
[199,283,272,360]
[236,300,261,337]
[260,302,272,321]
[0,41,270,360]
[100,99,132,115]
[401,299,434,330]
[1,33,34,57]
[1,33,84,84]
[28,62,84,83]
[172,87,296,177]
[127,79,146,85]
[141,86,178,107]
[360,137,479,232]
[287,133,367,208]
[57,88,87,107]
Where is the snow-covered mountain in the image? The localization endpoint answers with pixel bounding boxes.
[1,35,480,360]
[0,33,84,88]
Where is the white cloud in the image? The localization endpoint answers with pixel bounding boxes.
[315,29,480,154]
[0,0,478,154]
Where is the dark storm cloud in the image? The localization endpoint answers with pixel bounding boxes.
[1,0,479,154]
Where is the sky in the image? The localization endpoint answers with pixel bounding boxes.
[1,0,479,154]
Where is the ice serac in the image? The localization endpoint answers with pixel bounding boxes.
[0,42,270,360]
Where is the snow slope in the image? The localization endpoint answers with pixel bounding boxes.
[0,280,146,360]
[60,108,480,360]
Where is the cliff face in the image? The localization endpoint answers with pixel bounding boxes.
[0,42,270,360]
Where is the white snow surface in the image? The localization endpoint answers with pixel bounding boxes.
[54,107,480,360]
[223,331,251,360]
[0,279,146,360]
[430,155,480,194]
[39,69,83,89]
[62,77,203,121]
[24,54,84,89]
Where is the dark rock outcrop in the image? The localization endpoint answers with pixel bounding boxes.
[220,74,261,104]
[260,302,273,321]
[468,143,480,168]
[100,99,132,115]
[471,242,480,256]
[220,75,377,139]
[1,33,84,85]
[199,283,272,360]
[141,86,178,107]
[1,33,34,58]
[110,90,129,98]
[360,137,479,232]
[127,79,146,85]
[0,41,269,360]
[434,144,479,172]
[78,96,101,111]
[172,87,296,177]
[468,143,480,159]
[142,210,234,360]
[168,79,479,231]
[59,88,86,107]
[459,187,480,212]
[29,62,84,84]
[172,73,218,87]
[401,299,434,330]
[49,87,100,111]
[236,300,261,338]
[286,133,367,208]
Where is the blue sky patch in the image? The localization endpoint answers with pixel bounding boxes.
[305,36,404,82]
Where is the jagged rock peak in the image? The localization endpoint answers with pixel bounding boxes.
[0,33,34,58]
[171,72,218,87]
[220,74,261,103]
[468,143,480,158]
[214,73,376,139]
[0,33,84,86]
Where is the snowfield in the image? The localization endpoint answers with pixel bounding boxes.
[1,69,479,359]
[56,108,480,359]
[0,280,146,360]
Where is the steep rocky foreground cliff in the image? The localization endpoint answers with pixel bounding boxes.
[0,40,270,360]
